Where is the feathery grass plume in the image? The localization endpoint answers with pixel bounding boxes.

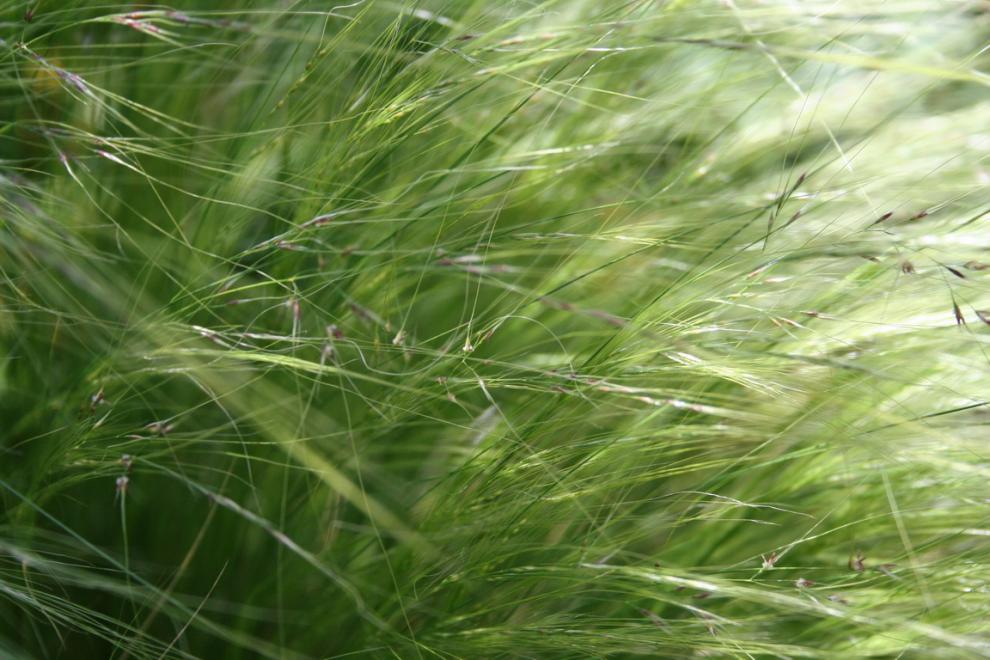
[2,0,990,657]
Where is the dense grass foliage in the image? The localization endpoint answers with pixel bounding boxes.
[2,1,990,657]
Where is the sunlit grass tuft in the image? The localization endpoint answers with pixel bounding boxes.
[1,1,990,657]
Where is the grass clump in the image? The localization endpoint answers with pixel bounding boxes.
[1,0,990,657]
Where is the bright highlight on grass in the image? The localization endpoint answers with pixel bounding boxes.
[1,1,989,657]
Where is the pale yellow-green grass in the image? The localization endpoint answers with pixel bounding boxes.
[1,1,989,657]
